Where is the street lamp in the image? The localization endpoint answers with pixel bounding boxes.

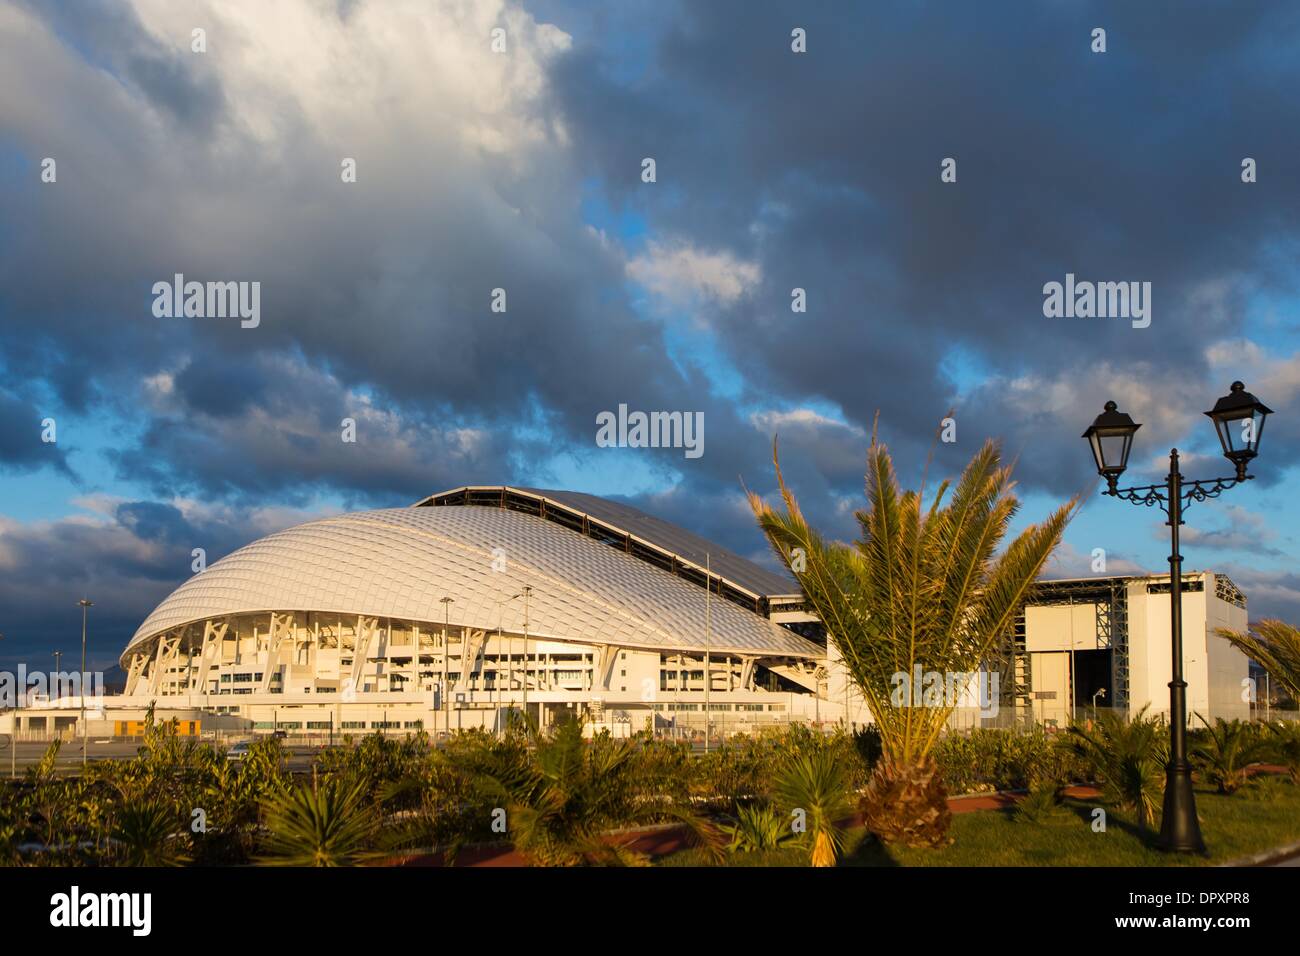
[78,599,92,771]
[492,591,525,737]
[1082,381,1273,854]
[1082,401,1140,493]
[440,596,454,741]
[520,585,532,732]
[1205,381,1272,481]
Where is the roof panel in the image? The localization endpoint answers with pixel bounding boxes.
[124,506,820,664]
[419,486,798,598]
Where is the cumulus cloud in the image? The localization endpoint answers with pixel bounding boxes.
[3,0,1299,659]
[628,240,761,309]
[1043,541,1150,580]
[1175,504,1284,558]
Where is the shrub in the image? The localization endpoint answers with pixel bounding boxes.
[1190,716,1266,795]
[724,803,792,853]
[936,727,1085,796]
[1064,706,1167,831]
[260,778,384,867]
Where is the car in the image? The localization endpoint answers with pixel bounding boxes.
[226,741,252,762]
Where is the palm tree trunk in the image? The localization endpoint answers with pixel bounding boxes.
[861,757,953,848]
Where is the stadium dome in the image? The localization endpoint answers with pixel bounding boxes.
[118,488,829,733]
[125,498,819,663]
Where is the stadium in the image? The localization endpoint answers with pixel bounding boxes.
[4,486,1251,740]
[113,486,849,737]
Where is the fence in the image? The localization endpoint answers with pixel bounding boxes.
[3,706,1297,751]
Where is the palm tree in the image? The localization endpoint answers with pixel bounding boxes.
[1264,720,1300,785]
[773,750,852,866]
[749,435,1074,846]
[1215,619,1300,704]
[1190,715,1265,795]
[1064,706,1167,830]
[112,802,190,867]
[477,714,723,866]
[259,779,383,866]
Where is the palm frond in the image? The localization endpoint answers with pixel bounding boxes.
[1215,620,1300,703]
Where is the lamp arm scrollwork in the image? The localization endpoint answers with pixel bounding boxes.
[1106,475,1248,517]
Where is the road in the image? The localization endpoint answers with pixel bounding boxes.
[0,737,323,775]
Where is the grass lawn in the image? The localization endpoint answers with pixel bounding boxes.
[659,777,1300,867]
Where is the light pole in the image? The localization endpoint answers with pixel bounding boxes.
[493,591,524,736]
[440,596,454,741]
[521,585,532,731]
[78,599,92,771]
[495,617,503,734]
[704,554,711,753]
[1083,381,1272,854]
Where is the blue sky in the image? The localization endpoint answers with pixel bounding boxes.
[1,0,1298,670]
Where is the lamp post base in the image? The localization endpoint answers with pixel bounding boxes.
[1158,760,1205,854]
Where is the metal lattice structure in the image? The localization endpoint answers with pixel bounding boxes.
[125,505,822,669]
[999,576,1133,721]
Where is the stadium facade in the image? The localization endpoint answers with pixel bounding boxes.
[3,486,1253,738]
[112,487,843,737]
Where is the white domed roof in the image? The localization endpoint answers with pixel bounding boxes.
[124,505,821,663]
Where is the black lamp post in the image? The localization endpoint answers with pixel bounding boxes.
[1083,381,1272,853]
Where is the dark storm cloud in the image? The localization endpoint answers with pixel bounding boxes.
[17,0,224,133]
[110,353,538,506]
[0,499,310,669]
[171,354,271,418]
[1,0,1296,634]
[0,387,76,477]
[113,500,197,551]
[0,0,723,508]
[543,0,1300,496]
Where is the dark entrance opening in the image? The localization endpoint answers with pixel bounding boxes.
[1072,648,1113,709]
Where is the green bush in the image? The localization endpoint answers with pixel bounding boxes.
[935,727,1087,795]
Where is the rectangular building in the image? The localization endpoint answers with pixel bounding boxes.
[1016,572,1250,727]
